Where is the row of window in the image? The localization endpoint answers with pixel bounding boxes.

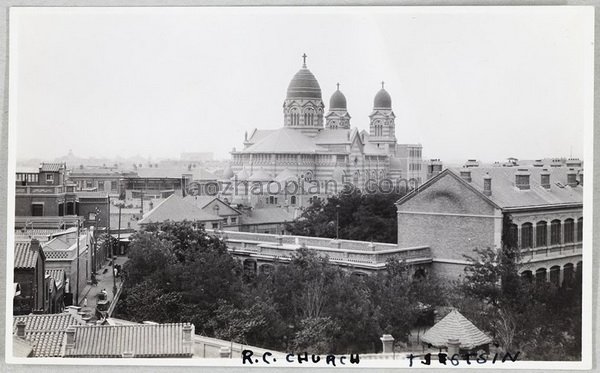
[509,218,583,249]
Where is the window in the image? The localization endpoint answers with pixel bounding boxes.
[212,223,219,229]
[31,203,44,216]
[290,196,296,205]
[521,223,533,249]
[46,174,54,184]
[536,221,547,247]
[550,219,561,245]
[230,217,237,224]
[269,196,275,204]
[66,202,74,215]
[111,181,117,191]
[577,217,583,242]
[86,181,93,189]
[98,182,104,191]
[507,224,518,247]
[563,218,574,243]
[58,203,64,217]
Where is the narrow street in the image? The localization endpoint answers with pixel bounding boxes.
[79,255,129,320]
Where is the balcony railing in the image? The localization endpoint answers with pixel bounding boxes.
[15,185,65,194]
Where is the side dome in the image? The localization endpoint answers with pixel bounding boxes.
[329,87,347,110]
[286,68,322,100]
[373,87,392,110]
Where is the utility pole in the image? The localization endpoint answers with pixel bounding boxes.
[336,204,340,240]
[75,219,80,305]
[114,202,122,295]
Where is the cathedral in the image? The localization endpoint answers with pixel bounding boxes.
[224,55,425,208]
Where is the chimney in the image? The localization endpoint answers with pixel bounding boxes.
[16,321,26,338]
[515,169,531,190]
[380,334,394,353]
[459,169,472,182]
[65,326,76,350]
[567,168,578,187]
[122,351,135,358]
[30,238,40,252]
[66,305,82,320]
[447,338,460,356]
[483,173,492,196]
[540,169,551,189]
[182,323,193,343]
[578,169,584,186]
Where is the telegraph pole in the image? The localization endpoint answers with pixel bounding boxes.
[114,202,122,295]
[75,219,80,305]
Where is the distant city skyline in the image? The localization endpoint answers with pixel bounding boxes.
[11,7,591,163]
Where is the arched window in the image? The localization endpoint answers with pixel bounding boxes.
[549,265,561,287]
[521,223,533,249]
[353,171,359,186]
[536,221,547,247]
[564,218,574,243]
[535,268,547,283]
[577,217,583,242]
[290,196,296,205]
[550,219,561,245]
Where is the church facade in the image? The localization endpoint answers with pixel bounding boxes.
[224,56,425,208]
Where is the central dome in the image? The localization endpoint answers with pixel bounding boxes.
[374,88,392,109]
[286,68,322,100]
[329,88,347,110]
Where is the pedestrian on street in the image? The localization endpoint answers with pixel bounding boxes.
[83,297,88,307]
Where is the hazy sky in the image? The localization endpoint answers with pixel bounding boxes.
[10,6,592,162]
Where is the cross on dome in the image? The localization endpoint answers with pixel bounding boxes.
[336,82,340,90]
[381,81,385,89]
[302,53,307,68]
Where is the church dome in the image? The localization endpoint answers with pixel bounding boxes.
[329,86,347,110]
[373,86,392,109]
[286,56,322,100]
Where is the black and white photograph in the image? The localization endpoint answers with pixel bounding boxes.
[3,5,595,369]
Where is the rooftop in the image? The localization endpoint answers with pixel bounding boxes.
[13,312,85,357]
[64,323,194,358]
[14,241,40,269]
[138,194,221,225]
[421,309,492,350]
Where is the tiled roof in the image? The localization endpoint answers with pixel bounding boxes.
[14,242,38,269]
[421,309,492,349]
[40,163,65,172]
[46,269,66,288]
[241,208,295,225]
[14,228,70,240]
[134,167,217,180]
[450,167,583,209]
[138,195,221,225]
[242,128,328,154]
[13,313,85,357]
[64,323,194,358]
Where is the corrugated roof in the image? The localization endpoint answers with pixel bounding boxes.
[64,323,194,358]
[14,241,38,269]
[242,128,328,154]
[13,313,86,357]
[451,167,583,209]
[138,195,221,225]
[40,163,65,172]
[421,310,492,349]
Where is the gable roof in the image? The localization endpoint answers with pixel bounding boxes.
[64,323,194,358]
[247,128,276,144]
[421,309,492,349]
[396,169,501,210]
[242,128,328,154]
[183,195,241,215]
[138,195,221,225]
[314,128,352,145]
[14,241,40,269]
[13,313,86,357]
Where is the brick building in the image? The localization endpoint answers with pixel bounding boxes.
[13,239,47,315]
[396,165,583,282]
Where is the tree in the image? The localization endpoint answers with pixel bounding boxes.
[459,215,582,360]
[285,189,405,243]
